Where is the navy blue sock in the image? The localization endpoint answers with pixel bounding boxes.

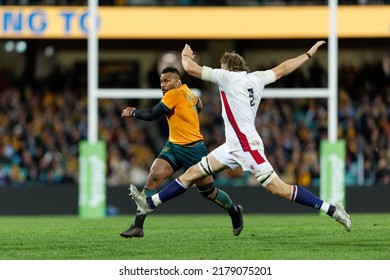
[290,185,323,210]
[158,179,189,203]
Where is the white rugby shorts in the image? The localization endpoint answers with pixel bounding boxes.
[211,143,274,176]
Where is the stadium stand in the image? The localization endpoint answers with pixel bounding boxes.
[0,58,389,188]
[0,1,388,188]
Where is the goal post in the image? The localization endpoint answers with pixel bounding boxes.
[321,0,346,207]
[78,1,102,219]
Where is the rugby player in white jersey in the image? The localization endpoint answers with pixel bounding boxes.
[129,41,352,232]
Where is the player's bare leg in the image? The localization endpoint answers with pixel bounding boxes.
[130,154,244,236]
[265,175,352,231]
[120,159,173,238]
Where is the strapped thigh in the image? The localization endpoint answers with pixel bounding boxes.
[198,156,215,176]
[255,169,277,187]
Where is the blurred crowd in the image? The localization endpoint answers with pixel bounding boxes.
[0,70,155,188]
[0,1,389,6]
[0,56,389,189]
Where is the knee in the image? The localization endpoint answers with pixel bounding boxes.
[148,170,165,184]
[183,165,206,183]
[266,184,283,197]
[265,182,291,199]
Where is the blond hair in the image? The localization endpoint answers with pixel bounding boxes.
[220,51,249,72]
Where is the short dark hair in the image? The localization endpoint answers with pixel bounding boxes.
[161,66,181,77]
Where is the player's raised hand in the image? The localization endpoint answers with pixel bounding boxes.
[121,106,136,118]
[182,44,195,59]
[307,40,326,57]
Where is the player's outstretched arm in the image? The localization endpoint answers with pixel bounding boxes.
[271,40,326,80]
[181,44,203,79]
[121,103,166,121]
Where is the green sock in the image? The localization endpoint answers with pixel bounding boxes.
[213,189,234,210]
[143,187,157,197]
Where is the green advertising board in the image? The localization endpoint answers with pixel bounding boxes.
[79,140,106,219]
[320,140,346,206]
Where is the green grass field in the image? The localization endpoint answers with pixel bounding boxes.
[0,213,389,260]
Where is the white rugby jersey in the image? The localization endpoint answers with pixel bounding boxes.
[202,66,276,152]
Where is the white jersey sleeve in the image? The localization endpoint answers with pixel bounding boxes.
[254,69,276,85]
[201,66,213,81]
